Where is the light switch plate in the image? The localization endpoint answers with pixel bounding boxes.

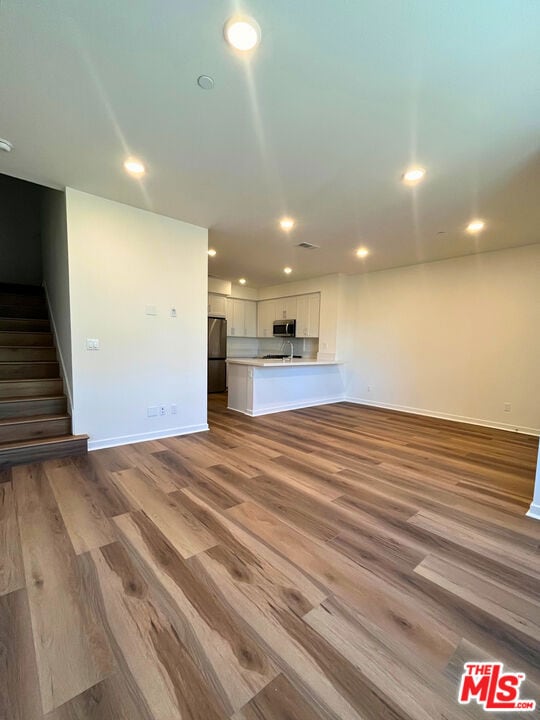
[145,305,157,316]
[86,338,100,350]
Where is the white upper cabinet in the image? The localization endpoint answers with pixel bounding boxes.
[229,292,320,338]
[225,297,234,331]
[274,296,297,320]
[243,300,257,337]
[226,298,257,337]
[295,293,320,338]
[257,299,276,337]
[208,293,227,317]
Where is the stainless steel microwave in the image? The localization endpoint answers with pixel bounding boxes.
[273,319,296,337]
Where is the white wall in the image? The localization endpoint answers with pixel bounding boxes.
[41,189,73,408]
[0,174,42,286]
[258,274,344,360]
[65,189,208,449]
[343,244,540,434]
[229,283,258,300]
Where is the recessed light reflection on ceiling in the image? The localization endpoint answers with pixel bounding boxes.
[283,267,292,274]
[466,219,485,234]
[208,249,217,257]
[239,278,247,285]
[224,16,261,51]
[279,217,295,231]
[123,158,145,176]
[356,247,369,258]
[402,167,426,185]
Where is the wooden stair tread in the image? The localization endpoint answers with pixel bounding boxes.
[0,317,49,322]
[0,394,65,404]
[0,360,58,364]
[0,434,88,451]
[0,377,60,384]
[0,283,44,294]
[0,413,70,427]
[0,331,52,335]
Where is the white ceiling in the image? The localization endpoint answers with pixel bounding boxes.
[1,0,539,287]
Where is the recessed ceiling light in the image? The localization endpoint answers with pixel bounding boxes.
[356,247,369,258]
[238,278,247,285]
[283,267,292,274]
[0,138,13,153]
[208,249,217,257]
[123,158,145,177]
[197,75,214,90]
[224,16,261,52]
[466,219,485,234]
[279,218,295,231]
[402,167,426,185]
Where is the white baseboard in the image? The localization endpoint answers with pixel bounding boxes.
[42,283,73,413]
[345,397,540,437]
[88,423,209,451]
[228,396,346,417]
[526,503,540,521]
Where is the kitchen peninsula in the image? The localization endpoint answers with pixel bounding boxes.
[226,357,344,416]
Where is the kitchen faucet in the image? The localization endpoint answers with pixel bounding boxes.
[287,340,294,360]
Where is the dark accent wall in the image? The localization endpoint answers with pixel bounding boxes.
[0,173,43,286]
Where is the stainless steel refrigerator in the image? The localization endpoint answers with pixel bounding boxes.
[208,316,227,393]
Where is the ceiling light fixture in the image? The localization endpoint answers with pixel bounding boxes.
[238,278,247,285]
[283,267,292,274]
[123,158,145,177]
[197,75,214,90]
[466,219,485,234]
[0,138,13,153]
[402,166,426,185]
[279,217,295,231]
[208,249,217,257]
[356,247,369,258]
[224,16,261,52]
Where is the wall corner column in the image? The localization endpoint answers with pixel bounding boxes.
[526,443,540,521]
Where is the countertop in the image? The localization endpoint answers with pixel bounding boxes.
[226,357,342,367]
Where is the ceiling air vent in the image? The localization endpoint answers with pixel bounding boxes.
[296,242,319,249]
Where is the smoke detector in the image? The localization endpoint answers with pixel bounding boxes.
[0,138,13,152]
[296,242,319,249]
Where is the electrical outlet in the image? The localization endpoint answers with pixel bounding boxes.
[170,307,177,318]
[159,405,167,416]
[147,406,158,417]
[367,385,371,393]
[170,404,177,415]
[504,402,511,413]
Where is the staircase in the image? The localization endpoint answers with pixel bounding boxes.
[0,283,88,469]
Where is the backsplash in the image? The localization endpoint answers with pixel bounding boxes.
[226,336,259,358]
[227,336,318,359]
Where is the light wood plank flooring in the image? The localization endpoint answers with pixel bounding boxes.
[1,394,539,719]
